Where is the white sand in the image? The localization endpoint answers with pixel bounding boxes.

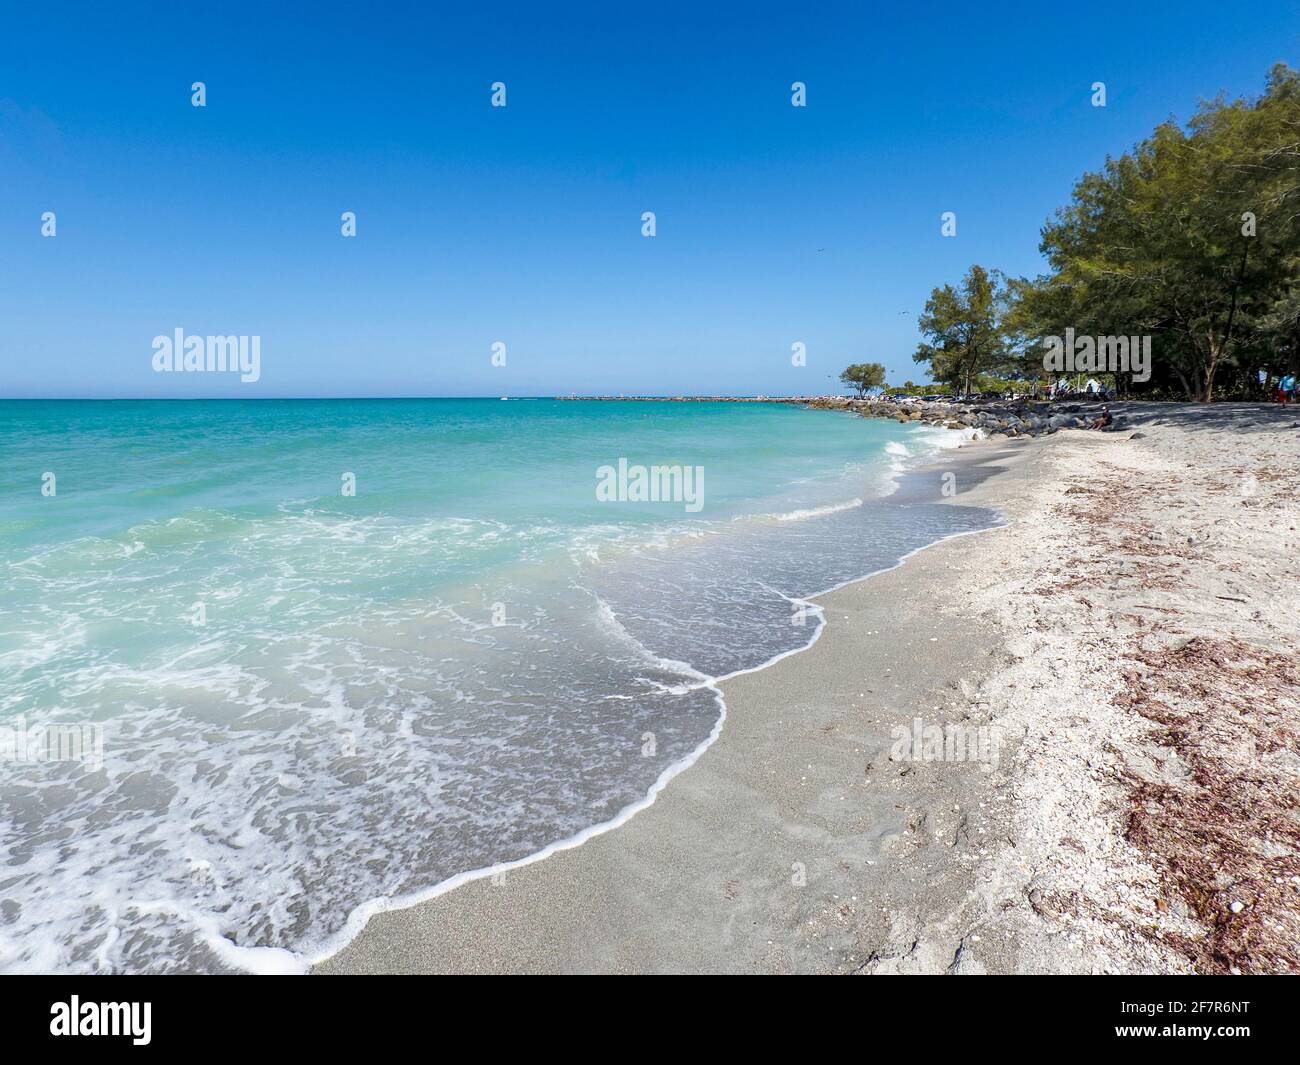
[966,402,1300,974]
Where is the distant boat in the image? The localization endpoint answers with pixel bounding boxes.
[500,396,509,401]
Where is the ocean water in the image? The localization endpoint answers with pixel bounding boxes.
[0,398,996,973]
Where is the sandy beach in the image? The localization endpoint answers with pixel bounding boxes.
[317,403,1300,975]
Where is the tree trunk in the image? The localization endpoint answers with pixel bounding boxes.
[1197,363,1218,403]
[1201,341,1224,403]
[1198,241,1247,404]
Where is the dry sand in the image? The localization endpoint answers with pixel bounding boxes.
[317,402,1300,975]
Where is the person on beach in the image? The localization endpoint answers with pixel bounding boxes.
[1088,406,1113,430]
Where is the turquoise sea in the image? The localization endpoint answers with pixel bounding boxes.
[0,398,995,972]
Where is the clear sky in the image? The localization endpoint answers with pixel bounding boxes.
[3,1,1298,398]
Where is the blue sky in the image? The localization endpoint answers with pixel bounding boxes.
[2,0,1298,397]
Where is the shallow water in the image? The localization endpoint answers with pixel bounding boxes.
[0,398,996,972]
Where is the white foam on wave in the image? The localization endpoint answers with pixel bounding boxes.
[0,522,733,976]
[772,498,864,522]
[287,511,1011,976]
[0,430,1003,976]
[910,424,980,450]
[297,684,729,974]
[868,440,912,497]
[871,423,980,496]
[590,594,712,691]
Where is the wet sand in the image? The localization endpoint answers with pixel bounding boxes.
[318,402,1300,974]
[317,437,1035,973]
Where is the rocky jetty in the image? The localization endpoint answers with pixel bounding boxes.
[553,393,1124,437]
[787,396,1122,438]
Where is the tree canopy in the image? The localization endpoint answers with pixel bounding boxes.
[912,265,1014,394]
[839,362,887,396]
[1017,63,1300,400]
[905,65,1300,401]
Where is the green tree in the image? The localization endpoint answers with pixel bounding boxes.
[913,265,1012,395]
[1024,64,1300,401]
[839,362,887,397]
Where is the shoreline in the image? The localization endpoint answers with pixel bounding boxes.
[294,487,1000,974]
[314,434,1028,974]
[250,425,1002,974]
[317,401,1300,974]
